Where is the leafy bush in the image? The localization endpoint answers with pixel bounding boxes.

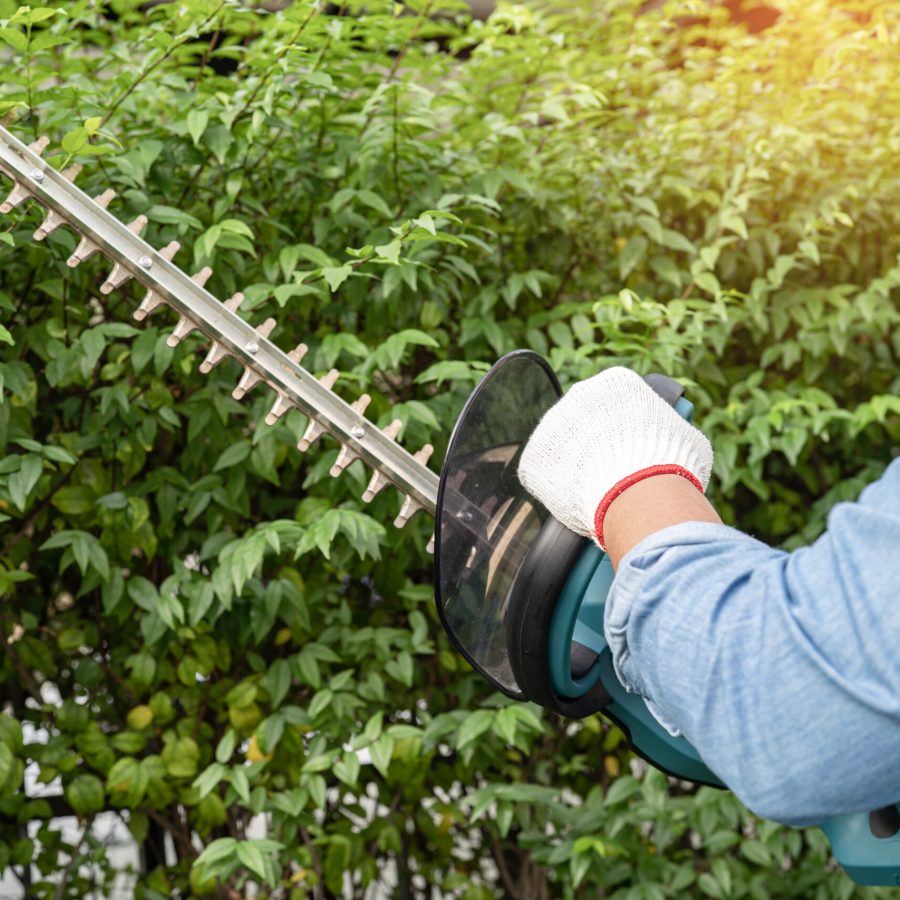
[0,0,897,897]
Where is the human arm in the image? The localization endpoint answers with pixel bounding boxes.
[605,459,900,823]
[518,367,900,822]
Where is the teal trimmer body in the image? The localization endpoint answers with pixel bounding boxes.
[434,350,900,887]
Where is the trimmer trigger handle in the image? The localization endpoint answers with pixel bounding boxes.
[643,373,685,407]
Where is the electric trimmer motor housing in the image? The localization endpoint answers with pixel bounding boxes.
[434,350,900,886]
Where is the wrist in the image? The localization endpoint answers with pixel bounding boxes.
[593,465,703,550]
[599,473,722,568]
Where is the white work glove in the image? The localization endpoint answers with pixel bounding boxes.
[517,367,713,548]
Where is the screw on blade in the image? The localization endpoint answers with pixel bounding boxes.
[235,340,305,401]
[329,394,372,476]
[200,314,274,374]
[297,369,340,451]
[33,165,83,240]
[393,445,434,528]
[361,418,404,502]
[170,290,243,349]
[133,241,181,321]
[99,216,149,293]
[67,189,117,266]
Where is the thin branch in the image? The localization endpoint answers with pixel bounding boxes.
[100,2,227,130]
[55,817,94,900]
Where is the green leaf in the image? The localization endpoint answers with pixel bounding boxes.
[230,766,251,804]
[375,240,402,264]
[8,454,42,510]
[215,730,237,764]
[195,837,237,868]
[457,709,493,750]
[740,838,773,866]
[619,235,647,280]
[148,205,203,230]
[162,736,200,779]
[356,190,393,218]
[414,213,436,235]
[322,264,353,292]
[236,840,269,881]
[263,658,291,709]
[128,577,159,612]
[213,441,251,472]
[187,110,209,146]
[106,757,148,807]
[369,734,394,777]
[0,27,27,52]
[604,776,641,805]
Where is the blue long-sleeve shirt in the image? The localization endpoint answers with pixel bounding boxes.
[604,457,900,825]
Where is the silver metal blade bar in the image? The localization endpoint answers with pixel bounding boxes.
[0,125,439,514]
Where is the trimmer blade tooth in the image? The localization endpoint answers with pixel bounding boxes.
[265,394,294,426]
[192,266,213,288]
[330,444,357,477]
[360,418,404,501]
[362,469,390,503]
[233,368,263,399]
[224,292,245,313]
[426,533,435,555]
[134,292,167,322]
[28,136,50,156]
[99,215,149,293]
[352,393,372,415]
[67,189,116,266]
[298,417,326,452]
[296,368,341,450]
[256,317,276,340]
[383,418,403,441]
[166,315,198,347]
[67,236,99,267]
[414,444,434,467]
[329,393,372,476]
[394,494,423,529]
[32,165,81,240]
[0,181,31,214]
[320,368,339,391]
[33,208,67,241]
[133,242,180,321]
[392,445,432,526]
[288,342,308,364]
[199,341,229,373]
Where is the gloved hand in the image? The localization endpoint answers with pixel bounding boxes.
[517,367,713,548]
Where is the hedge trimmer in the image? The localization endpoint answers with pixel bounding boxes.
[2,125,896,887]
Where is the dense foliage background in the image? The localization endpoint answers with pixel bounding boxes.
[0,0,898,896]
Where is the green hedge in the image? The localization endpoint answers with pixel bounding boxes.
[0,0,897,896]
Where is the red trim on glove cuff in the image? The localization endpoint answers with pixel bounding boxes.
[593,464,704,550]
